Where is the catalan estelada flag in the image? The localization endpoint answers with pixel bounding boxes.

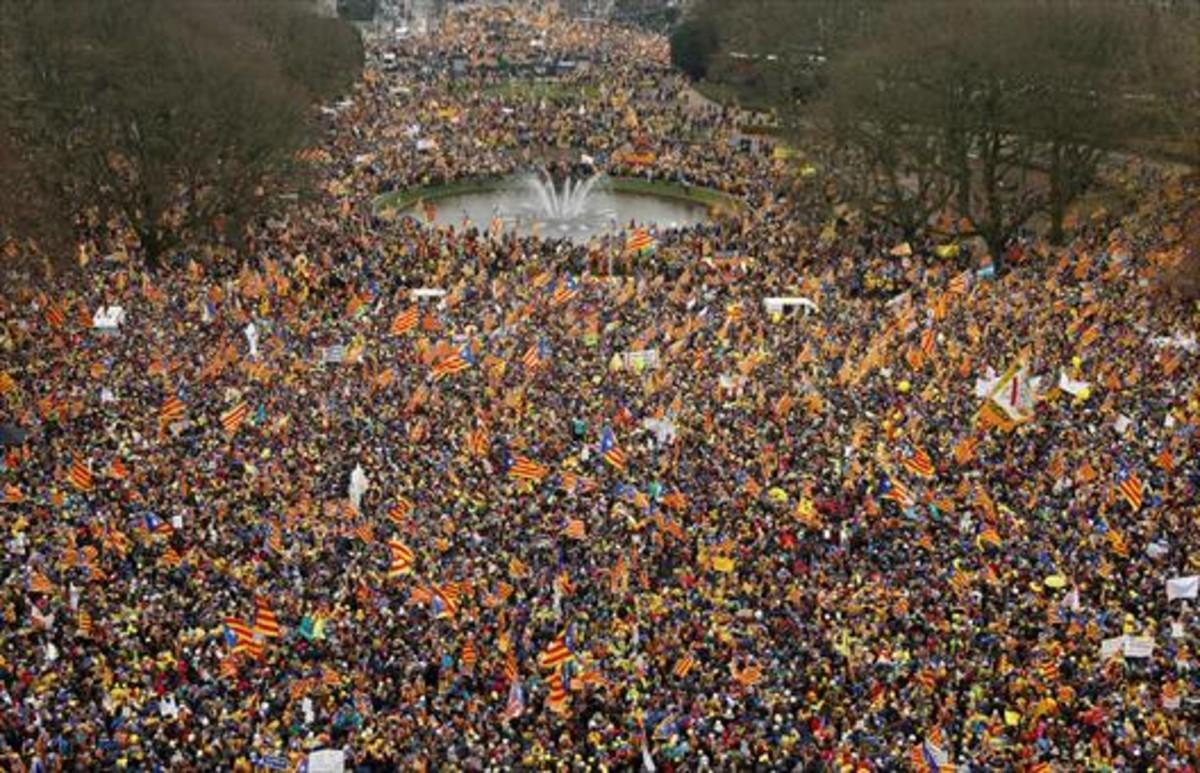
[1116,471,1144,511]
[550,276,579,306]
[599,426,626,471]
[539,632,574,671]
[508,456,548,483]
[901,446,936,478]
[223,616,255,647]
[432,585,458,619]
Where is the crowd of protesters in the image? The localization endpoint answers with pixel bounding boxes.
[1,6,1198,771]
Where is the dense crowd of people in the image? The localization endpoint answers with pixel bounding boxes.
[2,6,1198,770]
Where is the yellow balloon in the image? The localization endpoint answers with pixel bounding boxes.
[898,380,911,394]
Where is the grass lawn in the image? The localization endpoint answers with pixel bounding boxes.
[692,79,778,115]
[479,79,600,102]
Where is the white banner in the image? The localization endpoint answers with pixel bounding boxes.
[93,306,126,330]
[1057,370,1090,397]
[762,296,819,317]
[1166,575,1199,601]
[1099,636,1124,661]
[1124,636,1155,659]
[307,749,345,773]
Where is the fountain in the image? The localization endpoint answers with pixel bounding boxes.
[398,167,712,242]
[523,172,605,220]
[512,171,616,235]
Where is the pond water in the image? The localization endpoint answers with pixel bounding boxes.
[404,174,709,241]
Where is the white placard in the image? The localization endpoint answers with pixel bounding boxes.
[307,749,345,773]
[92,306,126,330]
[1166,576,1199,601]
[1123,636,1154,659]
[762,296,820,316]
[1100,636,1124,661]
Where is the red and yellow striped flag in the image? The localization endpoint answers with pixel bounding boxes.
[661,490,688,511]
[1107,529,1130,558]
[220,401,250,435]
[67,458,94,492]
[546,671,570,714]
[673,653,697,679]
[461,639,478,670]
[390,306,419,336]
[431,353,470,381]
[464,427,489,457]
[159,395,186,425]
[733,662,764,687]
[1117,474,1144,511]
[953,436,979,466]
[43,300,66,328]
[254,596,282,638]
[901,446,936,479]
[29,570,55,594]
[920,327,935,357]
[389,497,414,526]
[388,539,415,576]
[503,648,519,684]
[508,456,548,483]
[77,609,93,637]
[109,457,129,480]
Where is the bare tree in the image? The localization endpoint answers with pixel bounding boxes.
[1125,3,1200,170]
[816,0,1149,262]
[0,0,362,268]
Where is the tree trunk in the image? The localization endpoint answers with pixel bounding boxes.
[139,223,162,271]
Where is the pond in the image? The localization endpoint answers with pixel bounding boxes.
[402,174,711,241]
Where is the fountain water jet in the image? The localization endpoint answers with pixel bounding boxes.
[522,171,607,221]
[398,170,709,242]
